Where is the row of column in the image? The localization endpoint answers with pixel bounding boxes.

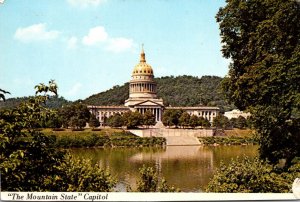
[136,107,162,122]
[130,83,156,93]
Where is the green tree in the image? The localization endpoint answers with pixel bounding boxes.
[58,155,116,191]
[88,114,100,128]
[236,116,247,129]
[217,0,300,165]
[133,165,179,192]
[0,81,116,191]
[189,115,200,128]
[162,109,183,128]
[123,111,143,129]
[143,110,156,128]
[213,115,230,129]
[45,112,62,128]
[206,157,300,193]
[107,113,124,128]
[0,81,64,191]
[179,112,191,128]
[59,103,90,129]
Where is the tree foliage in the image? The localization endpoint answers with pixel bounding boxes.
[59,103,90,129]
[143,110,156,128]
[0,81,116,191]
[217,0,300,164]
[132,165,179,192]
[206,157,300,193]
[0,81,64,191]
[106,113,124,128]
[0,88,10,101]
[213,115,231,129]
[88,114,100,128]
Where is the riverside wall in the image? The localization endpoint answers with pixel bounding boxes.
[129,128,214,138]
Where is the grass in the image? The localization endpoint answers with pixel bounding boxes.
[42,128,166,148]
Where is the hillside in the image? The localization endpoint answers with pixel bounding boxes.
[1,76,235,112]
[83,75,235,112]
[0,96,70,109]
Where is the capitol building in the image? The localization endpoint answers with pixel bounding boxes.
[88,48,219,126]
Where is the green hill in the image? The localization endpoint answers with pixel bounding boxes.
[1,75,235,112]
[0,96,70,109]
[83,75,235,112]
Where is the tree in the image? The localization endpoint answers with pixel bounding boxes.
[217,0,300,165]
[143,110,156,128]
[162,109,183,128]
[236,116,247,129]
[213,115,230,129]
[0,81,116,191]
[107,113,124,128]
[132,165,179,192]
[59,103,90,129]
[0,88,10,101]
[123,111,143,129]
[189,115,200,128]
[179,112,190,128]
[206,157,300,193]
[89,114,100,128]
[0,81,64,191]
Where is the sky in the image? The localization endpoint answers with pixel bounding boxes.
[0,0,229,101]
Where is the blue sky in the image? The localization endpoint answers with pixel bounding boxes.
[0,0,229,101]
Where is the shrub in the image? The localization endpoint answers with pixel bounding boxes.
[56,155,117,192]
[130,165,179,192]
[206,157,299,193]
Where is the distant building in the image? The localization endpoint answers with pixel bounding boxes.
[224,109,251,119]
[88,47,219,126]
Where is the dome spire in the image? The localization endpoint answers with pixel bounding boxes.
[140,43,146,63]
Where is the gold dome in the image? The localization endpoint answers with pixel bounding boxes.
[132,46,154,76]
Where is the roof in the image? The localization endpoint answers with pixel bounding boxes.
[166,106,219,110]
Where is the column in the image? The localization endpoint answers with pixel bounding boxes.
[158,108,161,121]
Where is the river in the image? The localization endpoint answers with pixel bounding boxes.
[70,145,258,192]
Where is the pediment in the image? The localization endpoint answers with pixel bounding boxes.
[135,100,163,107]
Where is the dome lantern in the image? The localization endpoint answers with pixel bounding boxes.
[132,45,154,76]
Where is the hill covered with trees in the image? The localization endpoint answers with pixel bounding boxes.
[0,75,235,112]
[84,75,234,112]
[0,96,70,109]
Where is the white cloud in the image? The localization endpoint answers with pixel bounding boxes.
[67,36,78,49]
[14,23,60,43]
[67,0,106,8]
[82,26,108,46]
[106,37,134,53]
[66,82,82,96]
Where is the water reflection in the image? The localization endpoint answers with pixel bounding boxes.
[70,145,257,192]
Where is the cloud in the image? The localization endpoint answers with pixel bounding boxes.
[82,26,108,46]
[66,82,82,96]
[67,0,106,8]
[14,23,60,43]
[106,37,134,53]
[67,36,78,49]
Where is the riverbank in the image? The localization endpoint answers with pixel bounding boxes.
[42,129,166,148]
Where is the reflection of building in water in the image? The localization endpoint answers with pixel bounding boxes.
[224,109,251,119]
[88,47,219,126]
[129,146,213,161]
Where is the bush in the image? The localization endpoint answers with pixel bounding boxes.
[129,165,179,192]
[56,155,117,192]
[206,157,300,193]
[198,136,257,145]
